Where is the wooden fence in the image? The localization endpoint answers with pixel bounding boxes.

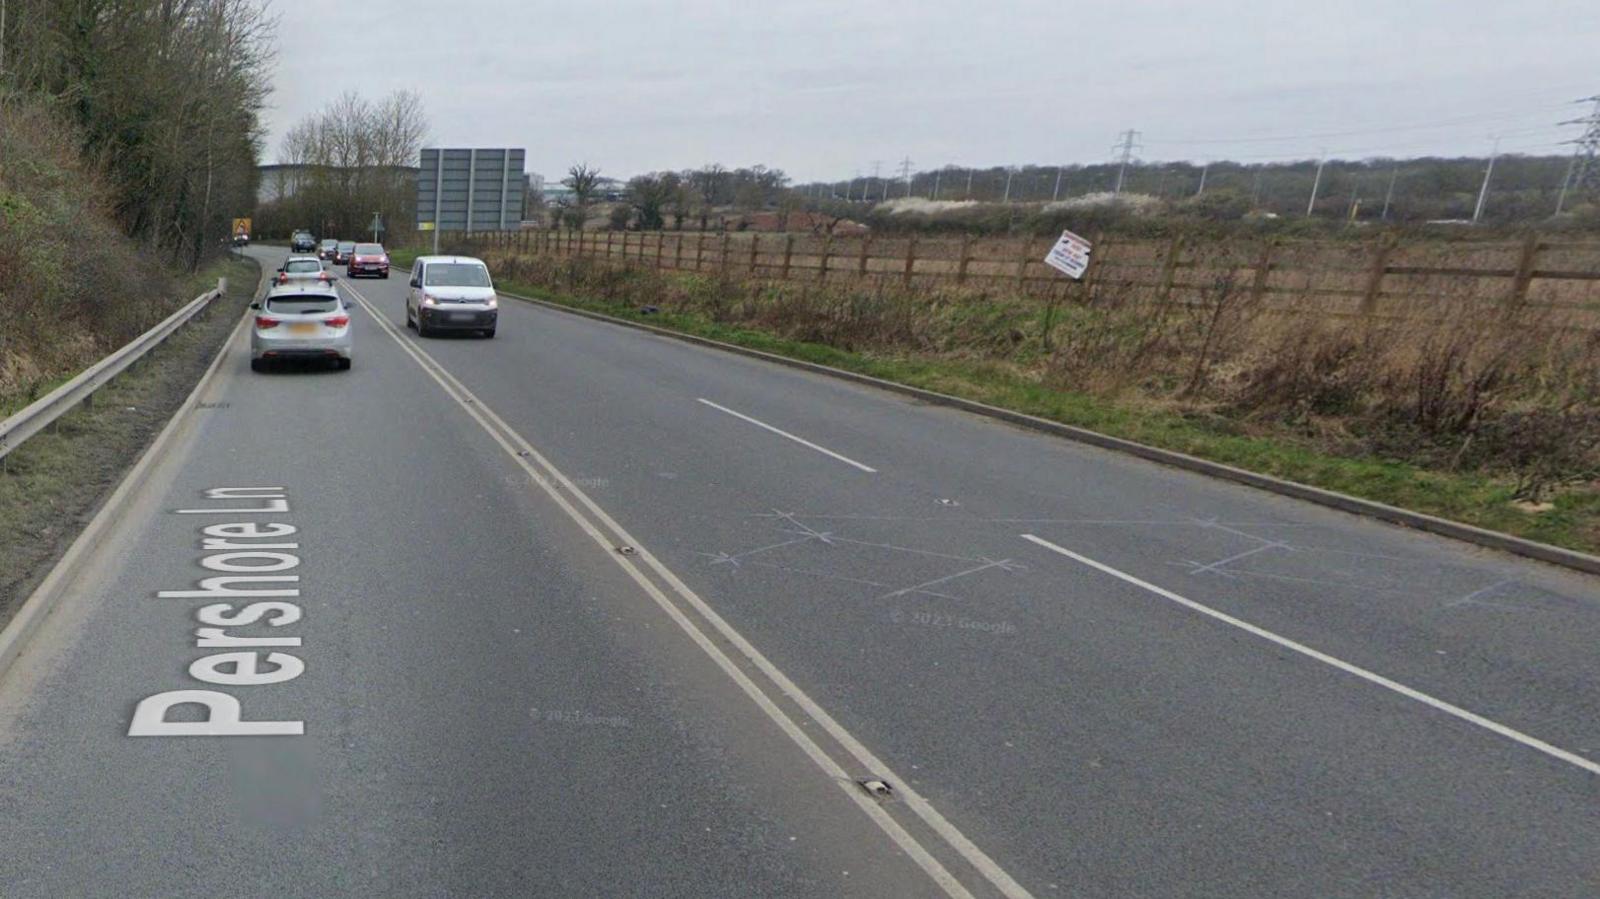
[447,228,1600,322]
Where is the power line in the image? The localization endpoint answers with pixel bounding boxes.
[1556,95,1600,215]
[1111,129,1141,196]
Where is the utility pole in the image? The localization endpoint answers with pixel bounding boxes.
[1380,165,1399,221]
[1052,165,1064,202]
[1195,162,1209,197]
[965,168,974,198]
[1472,135,1500,225]
[869,160,883,202]
[897,156,914,198]
[1306,152,1328,217]
[1556,95,1600,215]
[1112,129,1141,196]
[1250,164,1264,207]
[1002,166,1015,203]
[932,168,942,200]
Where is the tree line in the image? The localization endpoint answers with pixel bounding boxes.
[253,90,429,241]
[0,0,273,269]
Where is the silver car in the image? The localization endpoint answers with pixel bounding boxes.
[274,254,335,288]
[250,283,353,371]
[406,255,498,338]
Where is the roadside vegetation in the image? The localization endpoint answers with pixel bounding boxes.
[451,245,1600,553]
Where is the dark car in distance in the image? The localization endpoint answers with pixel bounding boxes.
[334,240,356,265]
[291,229,316,253]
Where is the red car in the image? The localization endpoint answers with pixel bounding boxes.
[347,242,389,278]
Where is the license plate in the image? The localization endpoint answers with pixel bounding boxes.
[450,313,475,322]
[287,322,319,335]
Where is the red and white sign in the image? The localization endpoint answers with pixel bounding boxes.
[1044,229,1093,279]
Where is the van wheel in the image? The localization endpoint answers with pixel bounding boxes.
[337,358,352,371]
[250,358,265,372]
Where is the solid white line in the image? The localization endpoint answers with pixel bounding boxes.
[696,398,877,473]
[1019,533,1600,778]
[342,281,1022,899]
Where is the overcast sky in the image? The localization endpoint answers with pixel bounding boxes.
[263,0,1599,182]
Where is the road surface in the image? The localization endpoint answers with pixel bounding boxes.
[0,245,1596,897]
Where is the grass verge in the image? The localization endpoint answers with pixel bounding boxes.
[486,271,1600,555]
[0,256,259,629]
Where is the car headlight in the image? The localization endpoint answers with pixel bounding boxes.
[484,296,498,309]
[421,294,439,307]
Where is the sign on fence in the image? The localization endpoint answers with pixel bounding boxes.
[1044,229,1092,279]
[231,217,251,239]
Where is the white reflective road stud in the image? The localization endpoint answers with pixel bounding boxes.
[128,690,303,737]
[189,651,305,686]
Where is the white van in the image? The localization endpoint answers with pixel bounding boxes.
[406,255,498,338]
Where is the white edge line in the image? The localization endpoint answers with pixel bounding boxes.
[696,398,877,473]
[1019,533,1600,778]
[342,281,1014,899]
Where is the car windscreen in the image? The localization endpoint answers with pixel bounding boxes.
[284,259,321,273]
[338,242,356,250]
[321,239,337,246]
[266,295,339,314]
[354,244,384,255]
[424,263,492,288]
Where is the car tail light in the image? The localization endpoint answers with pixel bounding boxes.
[327,314,350,328]
[277,273,288,284]
[317,272,330,281]
[255,316,280,329]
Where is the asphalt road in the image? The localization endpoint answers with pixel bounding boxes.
[0,245,1597,897]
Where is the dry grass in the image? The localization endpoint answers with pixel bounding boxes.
[460,242,1600,548]
[0,94,184,412]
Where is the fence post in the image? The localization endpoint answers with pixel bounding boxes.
[1360,234,1396,315]
[655,232,664,268]
[720,232,731,272]
[1506,232,1540,313]
[749,233,761,276]
[858,234,872,279]
[1156,235,1183,304]
[696,233,706,271]
[903,234,918,288]
[1249,240,1273,304]
[674,234,684,270]
[1083,233,1107,303]
[1016,237,1035,292]
[818,234,833,283]
[956,235,972,285]
[781,234,795,280]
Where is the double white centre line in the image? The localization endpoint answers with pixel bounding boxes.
[341,279,1029,899]
[696,398,877,473]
